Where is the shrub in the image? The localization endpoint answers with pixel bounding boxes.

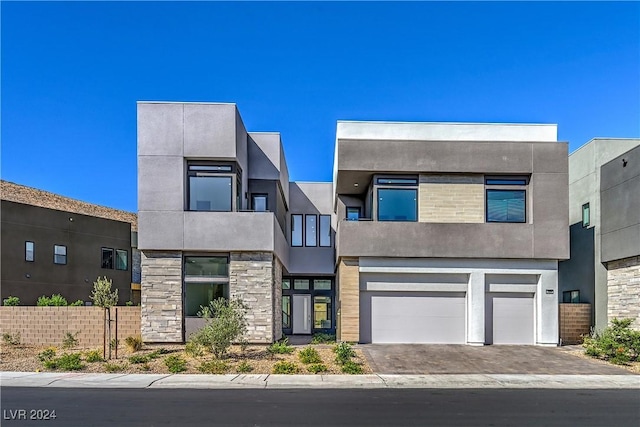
[341,361,363,375]
[129,354,151,364]
[38,347,56,362]
[62,331,79,349]
[69,300,84,306]
[2,332,21,346]
[272,361,299,374]
[104,362,126,373]
[90,276,118,308]
[164,355,187,373]
[311,333,336,344]
[125,301,134,306]
[124,335,143,353]
[36,294,68,306]
[85,350,104,363]
[298,347,322,364]
[44,353,84,371]
[185,341,204,358]
[333,342,355,365]
[307,363,328,374]
[198,360,229,374]
[140,363,151,371]
[110,338,119,349]
[267,338,294,355]
[583,318,640,365]
[190,298,248,359]
[3,296,20,306]
[236,361,253,373]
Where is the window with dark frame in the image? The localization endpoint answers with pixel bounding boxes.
[376,176,418,222]
[25,241,34,262]
[187,162,240,212]
[115,249,128,270]
[346,207,360,221]
[582,203,590,227]
[485,177,528,223]
[184,256,229,317]
[282,295,291,329]
[291,214,303,247]
[305,215,317,247]
[54,245,67,265]
[562,290,580,303]
[252,194,268,212]
[101,248,114,269]
[319,215,331,247]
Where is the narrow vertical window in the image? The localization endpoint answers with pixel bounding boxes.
[25,241,35,262]
[54,245,67,265]
[116,249,128,270]
[252,194,268,212]
[582,203,590,227]
[101,248,114,269]
[291,214,303,247]
[319,215,331,247]
[305,215,317,247]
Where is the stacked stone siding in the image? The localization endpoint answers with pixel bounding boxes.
[141,251,183,342]
[558,304,591,345]
[230,252,275,343]
[419,174,484,223]
[273,257,283,342]
[607,256,640,329]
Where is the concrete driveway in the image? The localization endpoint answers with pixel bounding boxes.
[360,345,635,375]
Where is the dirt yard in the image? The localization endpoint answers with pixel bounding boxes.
[0,341,372,375]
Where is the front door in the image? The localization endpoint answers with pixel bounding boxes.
[292,294,312,334]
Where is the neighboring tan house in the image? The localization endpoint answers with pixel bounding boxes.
[138,101,569,346]
[558,138,640,331]
[0,180,140,305]
[600,144,640,329]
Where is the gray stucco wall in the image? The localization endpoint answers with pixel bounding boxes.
[601,145,640,263]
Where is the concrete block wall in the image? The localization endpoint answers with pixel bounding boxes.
[140,251,183,342]
[337,257,360,342]
[0,306,141,347]
[419,175,484,223]
[230,252,275,343]
[558,304,591,345]
[607,256,640,329]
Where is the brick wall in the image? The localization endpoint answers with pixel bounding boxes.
[559,304,591,345]
[607,256,640,329]
[0,306,140,347]
[419,174,484,223]
[337,257,360,342]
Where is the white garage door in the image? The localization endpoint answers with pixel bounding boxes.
[363,292,466,344]
[488,293,534,345]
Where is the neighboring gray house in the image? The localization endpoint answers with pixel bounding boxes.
[138,102,569,345]
[600,145,640,329]
[558,138,640,331]
[333,121,568,345]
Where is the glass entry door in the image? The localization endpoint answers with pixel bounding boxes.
[292,294,312,334]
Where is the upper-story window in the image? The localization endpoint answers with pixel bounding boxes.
[101,247,114,269]
[582,203,590,227]
[305,215,317,246]
[25,241,35,262]
[252,194,268,212]
[376,176,418,222]
[116,249,128,270]
[291,214,332,247]
[485,177,528,223]
[291,214,303,247]
[54,245,67,265]
[187,162,242,212]
[346,207,360,221]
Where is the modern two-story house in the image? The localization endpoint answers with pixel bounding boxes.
[138,102,569,346]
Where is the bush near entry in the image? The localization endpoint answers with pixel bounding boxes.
[583,318,640,365]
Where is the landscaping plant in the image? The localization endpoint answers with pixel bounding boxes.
[84,350,104,363]
[3,296,20,306]
[267,337,294,355]
[37,294,68,306]
[298,347,322,364]
[311,333,336,344]
[190,297,248,359]
[62,331,79,349]
[43,353,84,371]
[340,360,363,374]
[198,360,229,374]
[125,335,143,352]
[236,361,253,373]
[164,355,187,373]
[2,332,21,346]
[272,360,299,374]
[333,342,355,365]
[583,318,640,365]
[307,363,328,374]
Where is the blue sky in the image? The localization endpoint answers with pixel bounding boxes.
[2,2,639,213]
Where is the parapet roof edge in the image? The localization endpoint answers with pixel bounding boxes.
[136,101,237,106]
[570,137,640,156]
[336,120,557,126]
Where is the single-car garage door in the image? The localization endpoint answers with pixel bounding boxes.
[486,293,535,345]
[361,292,466,344]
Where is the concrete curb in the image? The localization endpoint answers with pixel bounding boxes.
[1,372,638,389]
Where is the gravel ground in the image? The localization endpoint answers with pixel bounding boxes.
[0,342,372,375]
[562,347,640,374]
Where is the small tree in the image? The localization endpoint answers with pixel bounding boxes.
[90,276,118,359]
[90,276,118,308]
[191,297,248,359]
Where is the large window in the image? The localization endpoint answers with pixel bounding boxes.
[184,256,229,317]
[25,241,34,262]
[375,176,418,222]
[101,248,114,269]
[291,214,303,247]
[187,163,240,212]
[54,245,67,265]
[305,215,317,247]
[116,250,128,271]
[485,177,527,223]
[319,215,331,247]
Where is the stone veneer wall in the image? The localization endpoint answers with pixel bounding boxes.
[273,257,283,342]
[230,252,275,343]
[140,251,183,342]
[419,174,484,223]
[607,256,640,330]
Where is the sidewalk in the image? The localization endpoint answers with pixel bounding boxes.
[1,372,638,389]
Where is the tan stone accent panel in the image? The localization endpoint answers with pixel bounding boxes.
[607,256,640,330]
[558,303,591,344]
[338,258,360,342]
[0,306,140,347]
[419,174,484,223]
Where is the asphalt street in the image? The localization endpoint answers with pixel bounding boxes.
[2,387,639,427]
